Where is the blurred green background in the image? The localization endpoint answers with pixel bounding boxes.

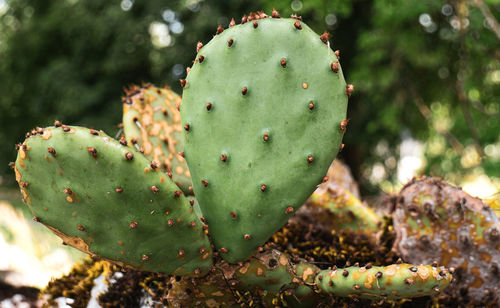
[0,0,498,195]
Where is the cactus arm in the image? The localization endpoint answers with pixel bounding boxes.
[233,250,452,302]
[315,263,452,300]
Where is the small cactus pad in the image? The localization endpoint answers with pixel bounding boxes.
[392,177,500,305]
[14,125,212,275]
[315,263,452,299]
[181,14,349,262]
[122,85,192,194]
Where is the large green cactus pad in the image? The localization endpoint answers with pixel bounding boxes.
[14,125,212,275]
[181,14,349,262]
[122,85,192,194]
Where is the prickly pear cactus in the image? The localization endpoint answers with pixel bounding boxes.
[122,84,192,194]
[14,125,212,275]
[181,13,350,262]
[392,177,500,305]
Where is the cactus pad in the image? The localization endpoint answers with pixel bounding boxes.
[181,14,349,262]
[14,125,212,275]
[123,85,192,194]
[392,177,500,305]
[315,263,452,299]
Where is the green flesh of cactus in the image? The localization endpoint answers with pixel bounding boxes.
[315,263,452,299]
[181,16,348,262]
[122,85,192,194]
[14,126,212,275]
